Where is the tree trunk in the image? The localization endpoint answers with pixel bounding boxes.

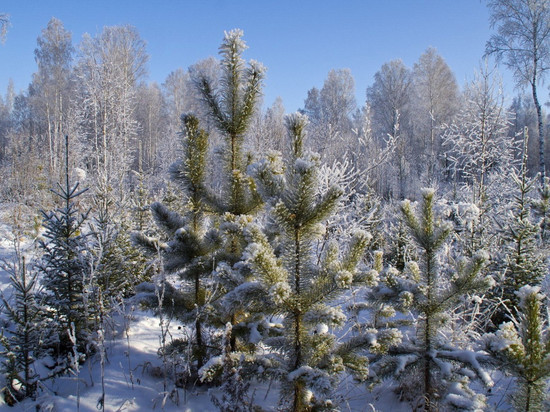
[532,81,546,184]
[195,272,204,369]
[292,228,304,412]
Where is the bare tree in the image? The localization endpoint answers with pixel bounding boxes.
[264,96,286,153]
[0,81,14,161]
[441,65,515,253]
[76,25,148,184]
[319,68,356,135]
[367,59,413,198]
[302,69,357,161]
[163,69,190,121]
[412,47,459,184]
[30,17,76,180]
[486,0,550,182]
[135,82,167,172]
[509,94,539,172]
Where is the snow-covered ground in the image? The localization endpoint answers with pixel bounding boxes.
[0,204,511,411]
[0,204,412,412]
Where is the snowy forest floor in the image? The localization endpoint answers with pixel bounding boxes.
[0,204,512,411]
[0,204,408,412]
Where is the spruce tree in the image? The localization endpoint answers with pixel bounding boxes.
[532,176,550,242]
[241,113,378,411]
[89,176,152,300]
[38,135,92,357]
[0,254,43,402]
[368,189,494,411]
[484,285,550,411]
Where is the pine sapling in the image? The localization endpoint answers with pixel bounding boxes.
[193,29,266,353]
[484,285,550,411]
[368,189,494,411]
[134,114,222,375]
[243,113,380,411]
[210,323,252,412]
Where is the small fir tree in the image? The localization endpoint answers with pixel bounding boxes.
[0,253,43,402]
[532,176,550,242]
[484,285,550,412]
[89,176,152,300]
[38,135,92,357]
[368,189,494,411]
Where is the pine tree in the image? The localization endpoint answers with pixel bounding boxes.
[210,323,252,412]
[242,113,379,411]
[193,28,264,217]
[368,189,494,411]
[192,29,265,351]
[136,29,265,375]
[0,253,43,402]
[134,114,220,372]
[38,135,92,357]
[484,285,550,411]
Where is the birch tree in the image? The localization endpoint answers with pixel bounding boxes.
[441,65,515,255]
[412,47,459,184]
[76,25,148,184]
[486,0,550,182]
[303,69,357,162]
[31,17,76,181]
[367,59,413,199]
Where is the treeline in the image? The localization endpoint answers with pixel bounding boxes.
[0,17,547,207]
[0,12,550,412]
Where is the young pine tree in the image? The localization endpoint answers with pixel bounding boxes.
[243,113,375,411]
[134,114,221,372]
[193,28,264,219]
[210,323,252,412]
[495,129,546,325]
[368,189,494,411]
[193,28,265,350]
[484,285,550,412]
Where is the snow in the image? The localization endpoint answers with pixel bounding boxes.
[0,203,527,412]
[515,284,543,305]
[438,350,494,388]
[0,308,217,411]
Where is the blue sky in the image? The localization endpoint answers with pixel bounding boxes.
[0,0,516,112]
